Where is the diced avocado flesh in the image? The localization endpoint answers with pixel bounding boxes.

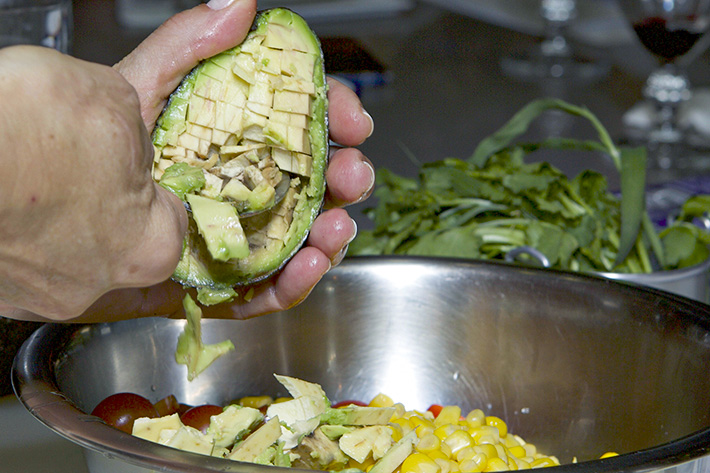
[175,293,235,381]
[320,405,396,426]
[152,8,328,297]
[186,194,249,262]
[369,430,417,473]
[228,416,283,462]
[158,163,206,200]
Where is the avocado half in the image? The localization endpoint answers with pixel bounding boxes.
[151,8,328,302]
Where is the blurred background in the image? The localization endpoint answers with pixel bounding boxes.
[73,0,649,200]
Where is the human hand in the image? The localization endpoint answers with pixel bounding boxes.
[2,0,374,322]
[0,46,188,322]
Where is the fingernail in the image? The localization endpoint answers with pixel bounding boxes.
[355,160,375,204]
[333,218,357,266]
[362,108,374,138]
[206,0,234,10]
[332,244,349,267]
[347,218,358,245]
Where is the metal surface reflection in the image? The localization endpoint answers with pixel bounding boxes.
[12,257,710,473]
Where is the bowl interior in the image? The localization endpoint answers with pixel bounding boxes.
[14,257,710,472]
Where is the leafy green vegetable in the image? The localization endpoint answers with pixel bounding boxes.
[350,99,710,273]
[615,146,648,268]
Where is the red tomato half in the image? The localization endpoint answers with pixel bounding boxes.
[427,404,444,418]
[331,400,368,408]
[180,404,224,434]
[91,392,158,434]
[153,394,181,417]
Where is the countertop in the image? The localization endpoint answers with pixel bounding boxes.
[5,0,710,471]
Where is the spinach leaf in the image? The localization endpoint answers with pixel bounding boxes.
[351,99,710,274]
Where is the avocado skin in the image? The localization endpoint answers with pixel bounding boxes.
[152,8,328,293]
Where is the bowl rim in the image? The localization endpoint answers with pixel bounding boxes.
[12,257,710,473]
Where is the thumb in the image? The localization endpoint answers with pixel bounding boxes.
[115,0,257,129]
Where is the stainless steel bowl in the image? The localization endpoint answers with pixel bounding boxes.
[12,257,710,473]
[599,256,710,303]
[506,245,710,303]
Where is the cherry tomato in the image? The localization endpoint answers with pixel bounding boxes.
[180,404,224,434]
[153,394,181,417]
[331,400,368,408]
[91,392,158,434]
[177,403,193,416]
[427,404,444,418]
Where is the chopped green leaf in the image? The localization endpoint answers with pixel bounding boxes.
[351,99,710,274]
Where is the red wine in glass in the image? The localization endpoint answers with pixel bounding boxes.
[633,16,704,62]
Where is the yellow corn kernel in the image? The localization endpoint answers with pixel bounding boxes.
[238,395,273,409]
[392,417,415,434]
[412,416,437,437]
[370,393,394,408]
[440,441,453,459]
[507,446,526,459]
[427,450,449,462]
[390,423,404,442]
[600,452,619,459]
[393,403,407,418]
[454,446,476,463]
[470,426,500,444]
[521,443,536,457]
[474,444,498,460]
[435,458,460,473]
[401,453,441,473]
[416,433,442,454]
[444,430,474,455]
[483,457,509,471]
[476,435,498,446]
[413,409,436,420]
[434,424,462,441]
[529,458,556,468]
[485,417,507,438]
[434,458,451,473]
[435,406,462,427]
[503,435,521,448]
[505,455,518,471]
[464,409,485,429]
[349,456,376,471]
[494,445,507,461]
[460,452,489,471]
[417,425,436,438]
[510,457,531,470]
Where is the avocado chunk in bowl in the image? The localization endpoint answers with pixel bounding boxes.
[152,8,328,303]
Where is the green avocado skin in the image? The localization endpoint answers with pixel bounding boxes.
[152,8,328,293]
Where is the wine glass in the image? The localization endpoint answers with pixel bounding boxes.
[620,0,710,174]
[0,0,72,54]
[501,0,609,81]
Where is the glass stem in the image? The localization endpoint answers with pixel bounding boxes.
[540,0,576,58]
[643,63,691,145]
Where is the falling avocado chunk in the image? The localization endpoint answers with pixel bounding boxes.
[152,8,328,299]
[175,293,235,381]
